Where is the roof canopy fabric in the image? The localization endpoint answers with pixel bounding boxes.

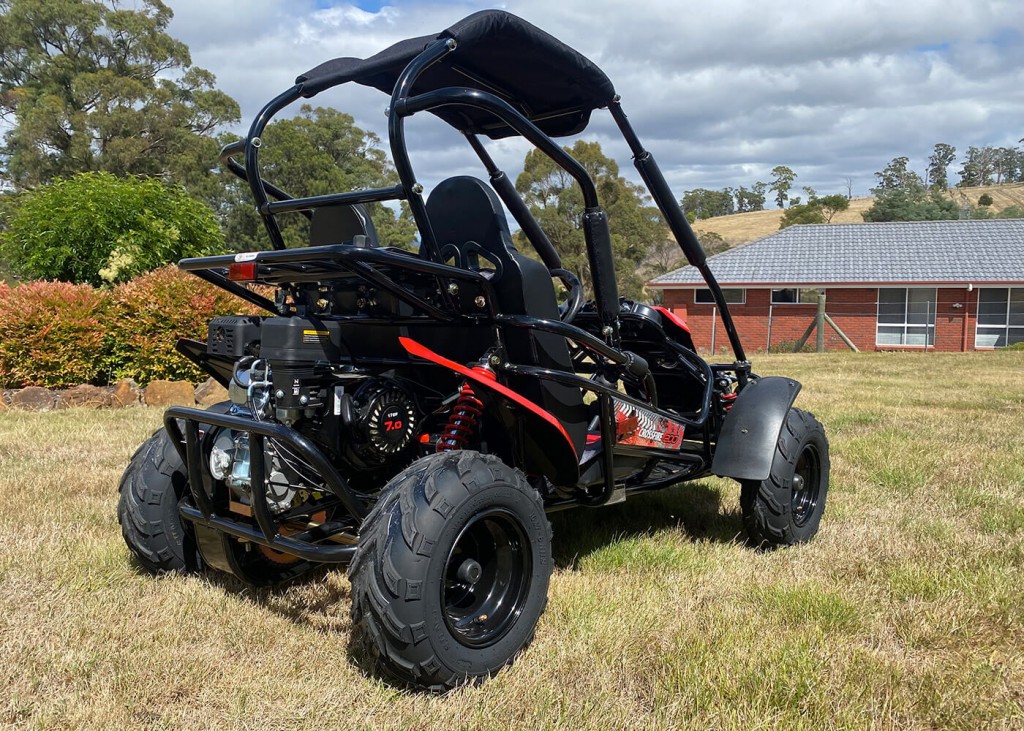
[295,10,616,139]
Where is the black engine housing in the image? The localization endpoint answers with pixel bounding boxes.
[340,378,418,469]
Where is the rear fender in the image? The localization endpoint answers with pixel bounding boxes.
[711,376,801,481]
[399,337,580,486]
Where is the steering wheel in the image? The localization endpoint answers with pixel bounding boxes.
[551,268,584,324]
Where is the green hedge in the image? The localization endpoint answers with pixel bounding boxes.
[0,172,222,286]
[0,267,255,388]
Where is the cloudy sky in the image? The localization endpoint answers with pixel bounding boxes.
[167,0,1024,205]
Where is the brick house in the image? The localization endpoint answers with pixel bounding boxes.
[648,219,1024,352]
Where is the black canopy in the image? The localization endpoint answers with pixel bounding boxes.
[295,10,616,139]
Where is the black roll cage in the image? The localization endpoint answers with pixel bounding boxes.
[165,15,772,564]
[217,34,747,363]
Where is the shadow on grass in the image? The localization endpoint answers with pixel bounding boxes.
[123,480,747,691]
[549,480,746,570]
[193,562,393,687]
[170,557,348,628]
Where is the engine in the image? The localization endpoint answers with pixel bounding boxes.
[203,315,423,514]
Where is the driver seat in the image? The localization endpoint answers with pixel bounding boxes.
[425,176,587,453]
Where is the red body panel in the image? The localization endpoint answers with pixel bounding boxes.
[398,337,577,458]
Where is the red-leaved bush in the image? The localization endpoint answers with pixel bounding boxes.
[104,266,257,384]
[0,281,110,388]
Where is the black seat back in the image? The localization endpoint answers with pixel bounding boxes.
[309,203,378,247]
[426,176,587,453]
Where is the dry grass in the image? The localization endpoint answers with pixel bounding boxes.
[693,184,1024,247]
[2,351,1023,729]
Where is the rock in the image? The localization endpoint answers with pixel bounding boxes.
[61,384,113,409]
[12,386,60,412]
[111,379,142,407]
[143,380,196,407]
[195,377,229,407]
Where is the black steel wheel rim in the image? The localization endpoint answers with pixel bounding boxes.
[442,508,532,648]
[791,443,822,527]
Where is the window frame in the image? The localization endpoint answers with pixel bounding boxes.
[974,287,1024,349]
[875,287,936,347]
[770,288,823,305]
[694,288,745,305]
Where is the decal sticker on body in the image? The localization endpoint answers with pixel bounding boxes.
[612,397,685,450]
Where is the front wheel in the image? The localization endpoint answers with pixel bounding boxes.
[118,414,316,586]
[118,428,203,573]
[740,408,830,548]
[348,451,552,691]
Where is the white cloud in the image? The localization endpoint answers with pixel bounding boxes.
[166,0,1024,203]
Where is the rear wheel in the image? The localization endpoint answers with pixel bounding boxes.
[349,451,552,691]
[740,408,829,548]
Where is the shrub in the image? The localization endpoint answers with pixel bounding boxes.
[0,172,223,286]
[978,193,994,207]
[105,266,256,384]
[768,339,816,354]
[0,281,110,388]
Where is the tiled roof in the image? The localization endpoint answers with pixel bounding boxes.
[649,219,1024,287]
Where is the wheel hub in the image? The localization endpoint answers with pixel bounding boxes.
[790,445,821,527]
[457,558,483,584]
[442,508,532,648]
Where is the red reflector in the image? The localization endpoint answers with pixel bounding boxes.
[228,262,257,281]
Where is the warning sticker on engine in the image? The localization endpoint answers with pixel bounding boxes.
[302,329,330,344]
[612,397,685,450]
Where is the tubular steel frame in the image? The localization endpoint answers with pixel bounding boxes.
[172,36,755,562]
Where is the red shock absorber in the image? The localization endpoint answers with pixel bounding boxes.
[437,367,495,452]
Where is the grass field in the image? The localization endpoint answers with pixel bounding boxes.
[691,183,1024,247]
[2,352,1022,729]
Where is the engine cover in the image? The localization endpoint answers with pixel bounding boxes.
[343,379,418,466]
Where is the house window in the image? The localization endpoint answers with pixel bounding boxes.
[975,288,1024,348]
[771,288,823,304]
[694,288,745,304]
[876,288,936,346]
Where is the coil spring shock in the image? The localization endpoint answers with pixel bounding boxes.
[437,381,485,452]
[437,365,497,452]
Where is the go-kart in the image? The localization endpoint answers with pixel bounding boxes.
[118,9,829,691]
